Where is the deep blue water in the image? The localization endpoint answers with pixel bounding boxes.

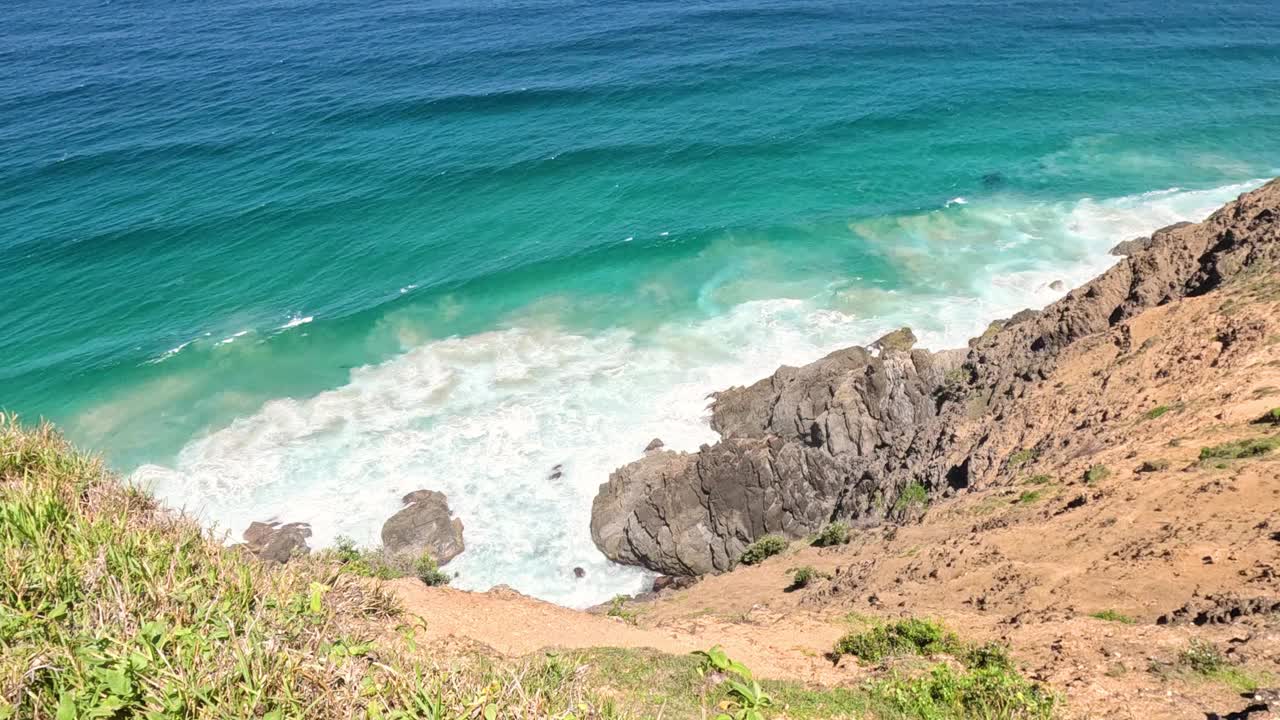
[2,0,1278,604]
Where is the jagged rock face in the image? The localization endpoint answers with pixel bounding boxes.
[591,179,1280,577]
[241,521,311,564]
[591,334,965,576]
[381,489,465,565]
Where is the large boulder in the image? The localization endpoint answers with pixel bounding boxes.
[241,521,311,564]
[591,179,1280,577]
[381,490,465,565]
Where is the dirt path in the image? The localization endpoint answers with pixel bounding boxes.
[390,579,847,683]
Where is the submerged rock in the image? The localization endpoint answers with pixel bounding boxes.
[573,566,586,579]
[381,489,465,565]
[241,521,311,564]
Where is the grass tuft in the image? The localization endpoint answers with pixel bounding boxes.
[1199,435,1280,461]
[739,534,789,565]
[1089,610,1135,624]
[893,483,929,514]
[1084,465,1110,484]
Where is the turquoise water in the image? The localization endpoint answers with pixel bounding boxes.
[3,0,1278,605]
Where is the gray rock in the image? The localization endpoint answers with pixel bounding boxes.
[1049,280,1066,291]
[381,490,465,565]
[241,521,311,564]
[644,438,665,452]
[573,566,586,579]
[1109,236,1151,256]
[869,327,916,353]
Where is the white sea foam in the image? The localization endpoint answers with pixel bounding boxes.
[279,315,314,330]
[216,330,251,346]
[130,179,1265,608]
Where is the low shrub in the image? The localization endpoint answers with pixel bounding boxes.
[812,521,850,547]
[1008,448,1037,467]
[1084,465,1110,484]
[1138,459,1171,472]
[789,565,824,589]
[833,618,961,663]
[1025,474,1053,485]
[1199,435,1280,460]
[1015,490,1041,504]
[892,483,929,513]
[1145,405,1172,420]
[739,534,788,565]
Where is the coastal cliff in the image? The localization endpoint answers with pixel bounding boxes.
[591,178,1280,576]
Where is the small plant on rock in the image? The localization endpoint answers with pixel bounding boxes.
[892,483,929,514]
[1084,465,1110,484]
[739,535,788,565]
[693,646,772,720]
[811,521,850,547]
[1138,459,1170,473]
[1255,407,1280,425]
[607,595,639,625]
[1008,448,1037,467]
[415,552,450,586]
[1015,490,1041,504]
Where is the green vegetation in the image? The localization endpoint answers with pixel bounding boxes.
[832,621,1055,718]
[607,595,640,625]
[1024,475,1053,486]
[833,618,962,663]
[739,535,788,565]
[1015,490,1042,505]
[788,566,826,590]
[330,535,450,586]
[1175,639,1274,693]
[1144,405,1172,420]
[811,521,850,547]
[1198,435,1280,461]
[0,416,578,718]
[1007,449,1037,468]
[1088,610,1135,624]
[1084,465,1110,484]
[1138,459,1170,472]
[893,482,929,513]
[1256,407,1280,424]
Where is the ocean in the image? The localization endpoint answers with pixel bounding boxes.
[2,0,1278,606]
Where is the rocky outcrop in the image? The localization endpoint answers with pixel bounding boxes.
[592,179,1280,576]
[590,329,966,576]
[381,490,465,565]
[241,520,311,564]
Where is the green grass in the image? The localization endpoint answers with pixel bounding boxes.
[811,521,850,547]
[1088,610,1135,624]
[1014,491,1042,505]
[1007,449,1037,468]
[739,534,789,565]
[1138,459,1170,473]
[1084,465,1110,484]
[1177,639,1275,693]
[606,595,640,625]
[1144,405,1172,420]
[1198,435,1280,461]
[893,483,929,514]
[1024,475,1053,486]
